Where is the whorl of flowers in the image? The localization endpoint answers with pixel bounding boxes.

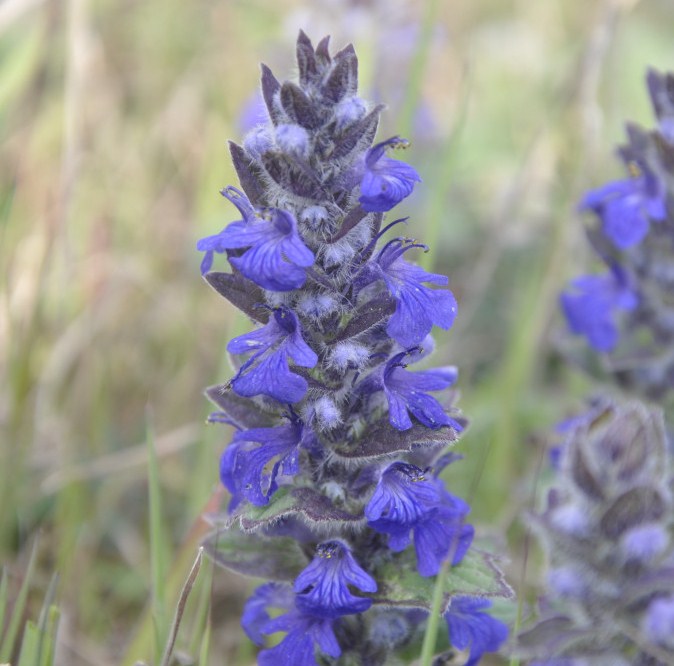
[518,401,674,665]
[198,32,512,665]
[560,70,674,404]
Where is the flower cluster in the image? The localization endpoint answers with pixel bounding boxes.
[560,69,674,404]
[199,32,511,665]
[518,401,674,665]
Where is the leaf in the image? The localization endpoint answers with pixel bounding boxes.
[261,152,323,199]
[328,206,368,243]
[315,36,331,65]
[334,297,395,342]
[260,64,282,124]
[569,441,604,501]
[599,486,666,539]
[228,141,266,205]
[372,548,514,612]
[202,530,307,581]
[332,105,383,159]
[235,488,298,530]
[203,272,269,323]
[322,46,357,102]
[515,616,587,658]
[231,487,362,532]
[334,419,458,462]
[623,565,674,604]
[291,488,362,524]
[596,403,666,485]
[296,31,318,87]
[204,385,274,429]
[280,82,321,129]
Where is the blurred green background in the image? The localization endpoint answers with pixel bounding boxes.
[2,0,673,663]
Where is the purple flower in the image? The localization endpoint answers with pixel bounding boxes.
[620,523,670,563]
[444,596,509,666]
[227,307,317,403]
[560,269,637,352]
[580,168,666,249]
[362,350,461,431]
[242,583,341,666]
[197,187,314,291]
[242,582,295,645]
[258,611,341,666]
[220,417,315,508]
[365,462,473,576]
[371,238,457,347]
[643,596,674,649]
[238,91,268,135]
[294,540,377,618]
[359,137,421,212]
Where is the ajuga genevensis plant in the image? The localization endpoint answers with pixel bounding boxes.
[518,71,674,665]
[560,69,674,413]
[197,32,512,666]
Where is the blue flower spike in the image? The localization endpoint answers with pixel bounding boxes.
[561,69,674,401]
[200,32,511,666]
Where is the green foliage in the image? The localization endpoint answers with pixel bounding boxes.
[374,548,514,613]
[203,531,307,581]
[0,549,60,666]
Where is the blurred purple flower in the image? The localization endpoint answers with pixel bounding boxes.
[560,269,637,351]
[444,596,509,666]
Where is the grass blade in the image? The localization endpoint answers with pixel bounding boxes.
[0,568,8,646]
[35,572,59,666]
[159,547,203,666]
[198,619,211,666]
[17,620,39,666]
[41,606,61,666]
[398,0,440,137]
[0,539,38,661]
[147,406,168,661]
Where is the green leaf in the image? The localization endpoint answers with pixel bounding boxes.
[232,487,297,529]
[0,21,44,113]
[334,419,459,463]
[146,410,169,661]
[0,539,38,661]
[0,568,8,648]
[17,621,39,666]
[36,573,59,666]
[228,487,362,532]
[42,606,61,666]
[202,530,307,580]
[373,548,514,613]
